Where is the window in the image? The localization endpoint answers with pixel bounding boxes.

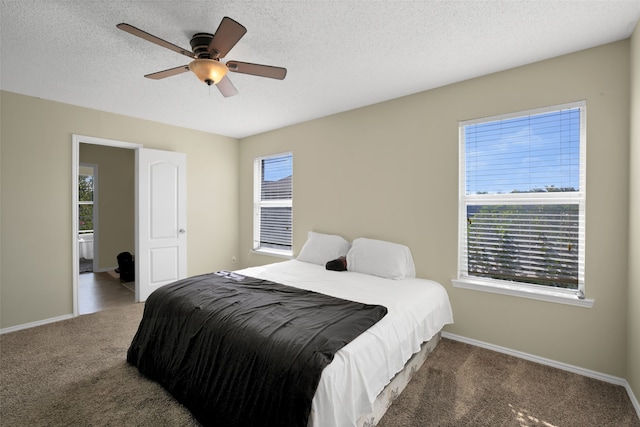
[78,174,94,234]
[253,153,293,256]
[453,101,590,306]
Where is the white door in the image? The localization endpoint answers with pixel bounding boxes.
[136,148,187,302]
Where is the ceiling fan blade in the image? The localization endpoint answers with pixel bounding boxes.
[117,23,195,59]
[226,61,287,80]
[144,65,190,80]
[208,17,247,59]
[216,75,239,97]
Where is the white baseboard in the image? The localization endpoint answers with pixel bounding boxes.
[2,267,120,335]
[627,382,640,419]
[0,313,74,335]
[442,332,640,419]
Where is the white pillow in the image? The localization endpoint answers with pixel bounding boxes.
[297,231,351,265]
[346,238,416,280]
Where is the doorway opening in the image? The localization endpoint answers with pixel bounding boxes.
[72,135,142,316]
[72,135,187,314]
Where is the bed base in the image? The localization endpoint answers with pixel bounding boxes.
[305,331,443,426]
[356,331,442,427]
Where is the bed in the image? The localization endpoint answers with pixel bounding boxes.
[128,234,454,427]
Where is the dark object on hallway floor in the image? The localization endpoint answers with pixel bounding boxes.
[116,252,135,283]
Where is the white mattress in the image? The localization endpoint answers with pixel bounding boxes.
[236,259,454,427]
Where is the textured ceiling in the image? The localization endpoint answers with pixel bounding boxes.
[1,1,639,139]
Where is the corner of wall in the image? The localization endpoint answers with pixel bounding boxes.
[627,19,640,415]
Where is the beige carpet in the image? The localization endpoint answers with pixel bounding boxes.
[1,303,638,426]
[378,338,640,427]
[0,304,199,426]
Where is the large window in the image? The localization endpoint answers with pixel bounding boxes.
[253,153,293,256]
[454,101,589,306]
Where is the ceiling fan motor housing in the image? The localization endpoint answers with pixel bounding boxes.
[190,33,216,58]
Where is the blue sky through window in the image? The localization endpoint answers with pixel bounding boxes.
[263,155,293,182]
[465,108,580,194]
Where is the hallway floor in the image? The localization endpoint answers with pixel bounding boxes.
[78,271,135,315]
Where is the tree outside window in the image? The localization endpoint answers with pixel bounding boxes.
[79,175,94,232]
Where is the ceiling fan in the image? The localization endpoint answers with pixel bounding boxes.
[117,16,287,97]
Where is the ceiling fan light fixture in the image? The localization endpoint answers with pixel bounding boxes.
[188,58,228,85]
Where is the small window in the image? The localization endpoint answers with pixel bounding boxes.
[78,174,94,233]
[455,101,588,305]
[253,153,293,256]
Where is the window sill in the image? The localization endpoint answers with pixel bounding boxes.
[451,277,594,308]
[251,248,293,259]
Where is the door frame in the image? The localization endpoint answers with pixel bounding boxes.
[71,134,142,316]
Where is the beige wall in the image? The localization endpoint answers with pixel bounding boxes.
[628,21,640,404]
[240,40,631,378]
[79,144,135,270]
[0,35,636,393]
[0,92,240,328]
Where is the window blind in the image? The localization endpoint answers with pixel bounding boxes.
[465,108,581,195]
[255,153,293,252]
[261,156,292,200]
[460,102,585,293]
[259,207,292,250]
[465,204,579,288]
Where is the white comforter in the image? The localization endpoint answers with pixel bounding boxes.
[236,259,454,427]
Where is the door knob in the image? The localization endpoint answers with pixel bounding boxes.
[179,229,186,234]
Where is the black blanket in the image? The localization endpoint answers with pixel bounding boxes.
[127,271,387,427]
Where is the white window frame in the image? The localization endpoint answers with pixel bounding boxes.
[452,101,593,308]
[253,152,293,258]
[78,166,97,236]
